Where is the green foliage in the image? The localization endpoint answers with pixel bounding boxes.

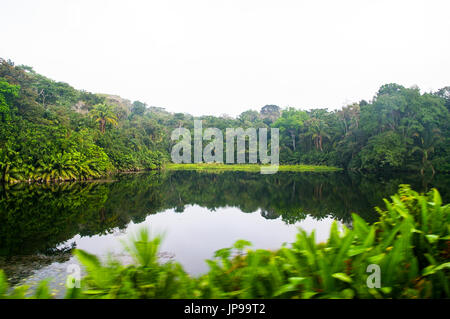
[0,270,52,299]
[3,170,448,261]
[0,77,19,122]
[131,101,146,116]
[69,186,450,299]
[360,131,407,169]
[165,163,340,172]
[90,103,118,133]
[1,57,449,177]
[95,129,164,171]
[0,122,113,182]
[273,108,308,151]
[69,230,193,299]
[0,59,164,182]
[271,84,449,173]
[6,170,424,259]
[2,186,447,299]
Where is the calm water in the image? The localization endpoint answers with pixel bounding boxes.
[1,170,449,295]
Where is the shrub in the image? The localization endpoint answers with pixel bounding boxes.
[1,185,448,299]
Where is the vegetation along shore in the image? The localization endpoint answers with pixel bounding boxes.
[164,163,342,172]
[0,185,448,299]
[1,58,449,182]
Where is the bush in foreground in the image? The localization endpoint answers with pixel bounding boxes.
[0,185,449,299]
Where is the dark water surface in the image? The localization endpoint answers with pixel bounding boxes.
[1,170,449,295]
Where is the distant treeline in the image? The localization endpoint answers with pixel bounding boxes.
[1,58,449,182]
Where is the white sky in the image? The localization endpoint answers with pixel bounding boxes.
[1,0,449,116]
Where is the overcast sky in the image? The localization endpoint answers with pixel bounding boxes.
[1,0,449,116]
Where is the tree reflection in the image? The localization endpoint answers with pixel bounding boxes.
[1,171,448,259]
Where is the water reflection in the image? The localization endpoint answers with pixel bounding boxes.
[0,171,449,281]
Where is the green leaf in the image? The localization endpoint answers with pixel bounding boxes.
[332,273,352,283]
[74,249,102,270]
[368,253,385,264]
[348,246,370,257]
[233,239,252,250]
[273,277,306,297]
[423,262,450,276]
[434,262,450,272]
[33,279,52,299]
[425,234,439,244]
[380,287,392,294]
[341,288,355,299]
[0,270,8,297]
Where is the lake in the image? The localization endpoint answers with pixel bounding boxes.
[1,170,449,296]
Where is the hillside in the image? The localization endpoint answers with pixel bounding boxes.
[0,57,449,182]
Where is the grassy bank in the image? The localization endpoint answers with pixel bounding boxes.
[1,163,340,184]
[164,163,342,172]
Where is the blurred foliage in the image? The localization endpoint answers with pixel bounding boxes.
[1,185,447,299]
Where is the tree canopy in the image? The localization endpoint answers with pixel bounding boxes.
[0,57,449,182]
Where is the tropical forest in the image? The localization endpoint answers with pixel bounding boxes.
[0,0,449,307]
[0,57,448,301]
[1,58,449,183]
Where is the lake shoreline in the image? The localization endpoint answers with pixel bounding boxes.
[0,164,342,184]
[162,163,343,172]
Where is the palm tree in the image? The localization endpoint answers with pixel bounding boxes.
[90,103,118,133]
[0,145,24,183]
[306,118,330,151]
[338,103,360,136]
[410,129,442,176]
[36,153,78,181]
